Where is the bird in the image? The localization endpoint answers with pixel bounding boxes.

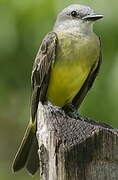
[12,4,103,175]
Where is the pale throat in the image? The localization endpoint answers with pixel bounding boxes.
[54,20,93,35]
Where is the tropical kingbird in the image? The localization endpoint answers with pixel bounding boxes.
[12,4,103,175]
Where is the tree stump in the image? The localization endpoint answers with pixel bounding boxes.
[36,102,118,180]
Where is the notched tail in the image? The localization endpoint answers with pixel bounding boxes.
[12,123,39,175]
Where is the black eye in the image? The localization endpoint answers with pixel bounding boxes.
[71,11,78,17]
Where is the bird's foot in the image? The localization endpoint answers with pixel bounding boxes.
[47,101,62,112]
[62,103,89,121]
[67,110,88,121]
[47,102,89,121]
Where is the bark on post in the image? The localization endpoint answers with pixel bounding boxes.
[36,102,118,180]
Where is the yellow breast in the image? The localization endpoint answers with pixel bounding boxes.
[47,31,100,107]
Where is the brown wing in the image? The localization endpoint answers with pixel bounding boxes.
[72,40,102,110]
[31,32,57,122]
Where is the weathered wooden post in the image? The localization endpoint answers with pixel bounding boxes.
[36,102,118,180]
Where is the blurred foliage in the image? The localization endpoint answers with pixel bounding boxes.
[0,0,118,179]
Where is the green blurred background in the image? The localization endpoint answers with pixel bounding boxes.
[0,0,118,179]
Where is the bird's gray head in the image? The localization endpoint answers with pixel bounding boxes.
[54,4,103,34]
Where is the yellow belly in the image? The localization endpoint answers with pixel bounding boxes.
[47,31,100,107]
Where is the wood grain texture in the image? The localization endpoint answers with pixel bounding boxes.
[36,102,118,180]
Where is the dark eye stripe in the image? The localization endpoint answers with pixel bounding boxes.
[71,11,78,17]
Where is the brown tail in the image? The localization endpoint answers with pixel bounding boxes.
[12,123,39,175]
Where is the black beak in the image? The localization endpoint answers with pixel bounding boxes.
[82,14,104,21]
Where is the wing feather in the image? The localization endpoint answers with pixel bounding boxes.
[31,32,57,122]
[72,39,102,110]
